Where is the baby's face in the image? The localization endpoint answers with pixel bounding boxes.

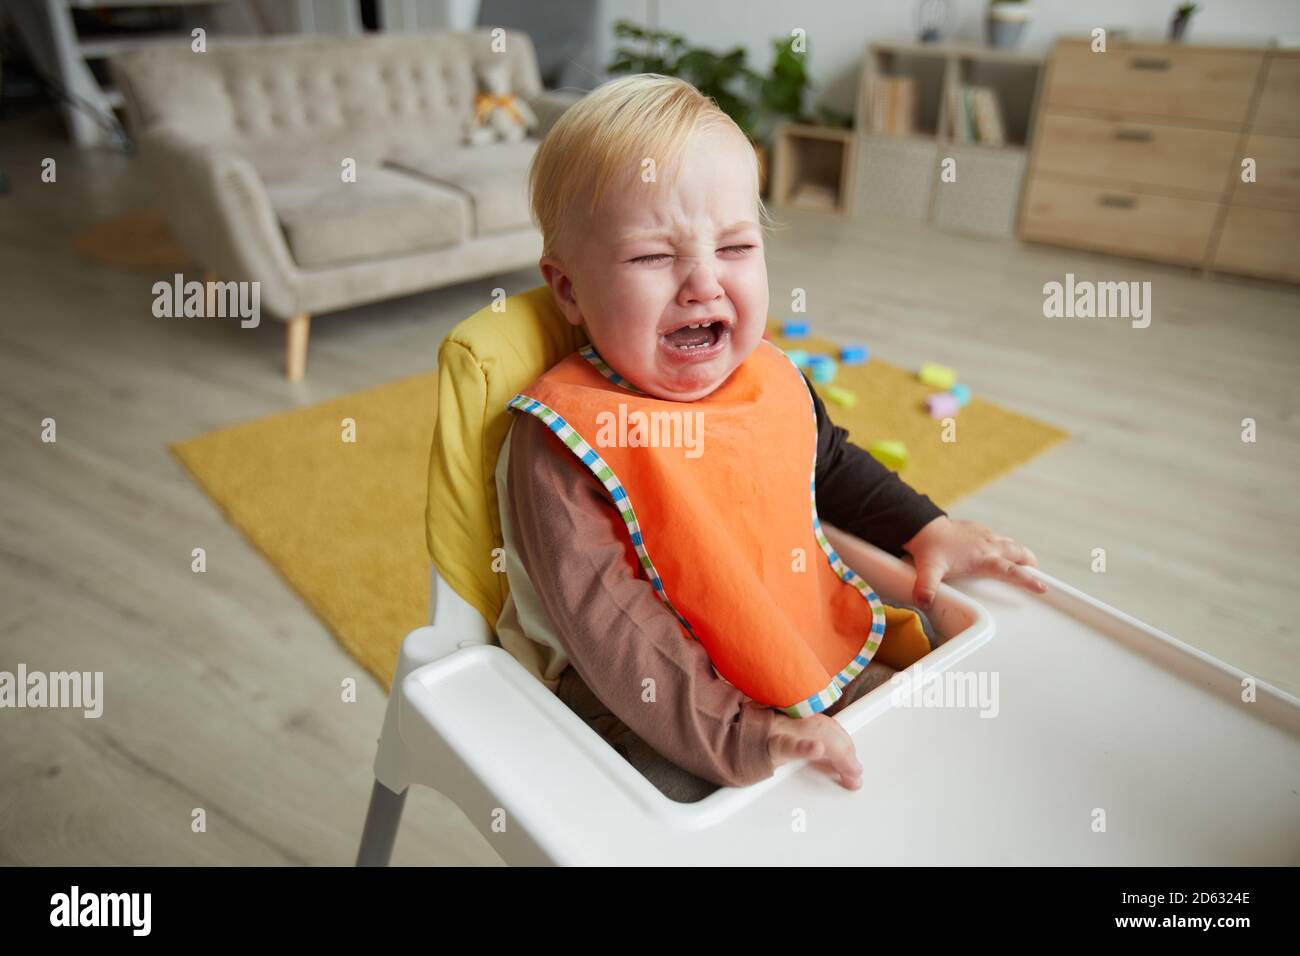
[541,124,768,402]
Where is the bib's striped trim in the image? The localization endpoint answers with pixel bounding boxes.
[506,394,697,640]
[776,343,889,718]
[579,345,645,394]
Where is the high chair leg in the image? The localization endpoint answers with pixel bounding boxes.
[355,778,407,866]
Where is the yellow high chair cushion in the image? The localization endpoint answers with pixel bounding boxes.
[427,286,586,628]
[875,605,934,670]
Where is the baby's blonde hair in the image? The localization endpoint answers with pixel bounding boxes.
[528,73,772,260]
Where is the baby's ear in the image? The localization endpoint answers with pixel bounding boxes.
[538,257,584,326]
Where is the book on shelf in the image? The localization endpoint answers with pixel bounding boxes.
[947,82,968,144]
[947,84,1006,147]
[869,75,916,136]
[971,86,1006,146]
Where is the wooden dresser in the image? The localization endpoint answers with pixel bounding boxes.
[1019,38,1300,283]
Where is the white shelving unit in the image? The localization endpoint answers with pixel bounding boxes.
[9,1,413,147]
[20,0,227,147]
[854,40,1045,238]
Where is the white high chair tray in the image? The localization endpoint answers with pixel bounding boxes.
[400,563,1300,866]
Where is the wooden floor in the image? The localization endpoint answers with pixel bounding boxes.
[2,109,1297,865]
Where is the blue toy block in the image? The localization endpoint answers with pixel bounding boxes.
[951,383,972,406]
[839,344,869,365]
[807,356,837,383]
[781,320,810,339]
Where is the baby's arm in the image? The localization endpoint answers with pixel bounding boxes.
[805,374,947,556]
[504,414,776,789]
[807,375,1043,605]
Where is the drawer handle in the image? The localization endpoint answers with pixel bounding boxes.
[1130,56,1171,71]
[1114,128,1153,142]
[1098,194,1137,209]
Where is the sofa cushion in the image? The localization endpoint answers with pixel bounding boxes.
[112,30,545,171]
[265,167,470,269]
[386,140,538,236]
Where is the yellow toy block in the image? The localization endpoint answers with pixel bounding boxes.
[868,439,908,471]
[824,385,857,407]
[918,362,956,389]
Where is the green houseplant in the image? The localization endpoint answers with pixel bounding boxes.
[1170,2,1199,41]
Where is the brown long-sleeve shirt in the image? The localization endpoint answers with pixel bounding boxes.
[502,374,946,787]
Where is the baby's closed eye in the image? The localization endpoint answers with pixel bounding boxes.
[631,245,756,265]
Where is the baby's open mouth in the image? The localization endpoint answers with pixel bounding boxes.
[661,319,729,352]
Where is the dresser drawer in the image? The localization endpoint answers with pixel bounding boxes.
[1252,52,1300,134]
[1213,203,1300,282]
[1033,111,1236,197]
[1046,39,1263,126]
[1020,175,1219,266]
[1233,133,1300,210]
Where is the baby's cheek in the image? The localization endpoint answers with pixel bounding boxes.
[737,277,768,321]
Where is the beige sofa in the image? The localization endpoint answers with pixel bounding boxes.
[111,30,579,380]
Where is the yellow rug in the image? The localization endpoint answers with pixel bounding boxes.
[171,373,437,690]
[778,332,1070,506]
[170,345,1067,692]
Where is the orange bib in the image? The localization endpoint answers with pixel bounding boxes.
[509,341,920,717]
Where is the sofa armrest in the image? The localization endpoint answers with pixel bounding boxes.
[526,89,584,139]
[135,127,301,320]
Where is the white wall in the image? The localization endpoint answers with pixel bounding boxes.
[214,0,362,34]
[376,0,478,31]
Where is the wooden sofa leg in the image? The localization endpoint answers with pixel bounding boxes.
[286,313,311,382]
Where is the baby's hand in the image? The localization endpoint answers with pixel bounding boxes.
[767,713,862,790]
[902,516,1047,609]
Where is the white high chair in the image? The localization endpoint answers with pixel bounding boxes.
[357,290,1300,866]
